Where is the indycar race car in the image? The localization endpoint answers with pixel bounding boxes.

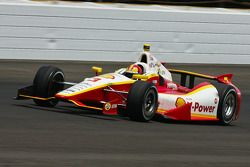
[16,44,241,125]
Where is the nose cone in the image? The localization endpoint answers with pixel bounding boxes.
[55,92,68,100]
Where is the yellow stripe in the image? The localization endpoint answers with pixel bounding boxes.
[185,85,214,96]
[132,73,159,81]
[69,100,103,111]
[168,69,215,79]
[158,108,217,119]
[159,85,215,96]
[157,108,167,113]
[19,94,55,100]
[191,113,217,119]
[147,73,159,78]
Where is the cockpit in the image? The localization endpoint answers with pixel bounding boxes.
[116,44,173,81]
[123,62,149,78]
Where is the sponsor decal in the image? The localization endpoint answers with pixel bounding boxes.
[62,82,92,94]
[150,56,154,61]
[159,70,166,75]
[192,102,215,113]
[214,98,218,104]
[149,62,161,69]
[104,103,111,111]
[87,77,102,82]
[175,97,186,107]
[149,62,154,68]
[152,80,158,84]
[112,104,117,109]
[156,62,161,67]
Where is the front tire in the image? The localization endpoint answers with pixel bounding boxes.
[33,66,64,107]
[213,82,237,125]
[127,81,158,122]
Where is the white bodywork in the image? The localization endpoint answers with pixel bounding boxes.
[58,73,133,96]
[158,85,220,119]
[137,51,173,81]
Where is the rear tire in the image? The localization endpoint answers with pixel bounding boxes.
[213,82,237,125]
[127,81,158,122]
[33,66,64,107]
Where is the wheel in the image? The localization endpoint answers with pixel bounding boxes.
[127,81,158,122]
[212,82,237,125]
[33,65,64,107]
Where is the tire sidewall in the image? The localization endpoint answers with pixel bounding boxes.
[33,66,64,107]
[47,71,64,97]
[141,86,158,120]
[220,88,237,124]
[127,81,158,122]
[213,82,237,125]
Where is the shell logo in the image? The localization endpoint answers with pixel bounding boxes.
[175,97,186,108]
[104,102,111,111]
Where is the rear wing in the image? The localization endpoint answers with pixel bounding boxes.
[168,69,233,89]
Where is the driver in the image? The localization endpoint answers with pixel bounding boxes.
[125,62,178,90]
[123,63,147,78]
[126,64,143,75]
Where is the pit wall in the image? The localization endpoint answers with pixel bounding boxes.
[0,2,250,64]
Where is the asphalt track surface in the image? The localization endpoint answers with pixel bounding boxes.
[0,60,250,167]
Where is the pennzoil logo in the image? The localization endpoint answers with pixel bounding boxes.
[104,103,111,111]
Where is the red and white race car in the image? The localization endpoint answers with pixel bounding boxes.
[16,44,241,125]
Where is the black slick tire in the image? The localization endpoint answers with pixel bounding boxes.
[127,81,158,122]
[33,66,64,107]
[212,82,237,125]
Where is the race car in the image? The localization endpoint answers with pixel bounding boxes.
[15,44,241,125]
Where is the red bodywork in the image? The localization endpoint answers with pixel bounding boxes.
[56,73,241,122]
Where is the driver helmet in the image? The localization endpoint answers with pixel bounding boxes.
[126,64,143,74]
